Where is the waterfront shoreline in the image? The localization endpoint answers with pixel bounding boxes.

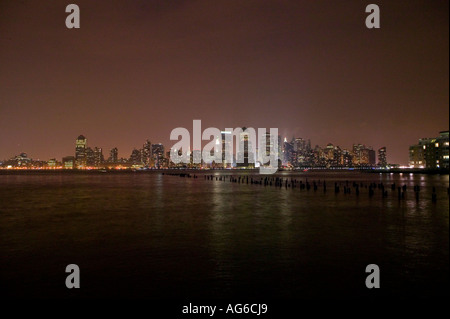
[0,168,448,175]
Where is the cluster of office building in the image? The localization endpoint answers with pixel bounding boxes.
[2,130,448,170]
[63,132,389,169]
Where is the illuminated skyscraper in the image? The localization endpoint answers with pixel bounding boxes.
[259,131,278,166]
[75,135,87,168]
[378,147,387,167]
[129,148,143,166]
[109,147,118,163]
[283,138,294,166]
[86,147,95,166]
[352,144,375,166]
[236,127,254,168]
[94,147,104,167]
[222,131,232,168]
[142,139,152,166]
[278,135,282,167]
[368,149,376,166]
[342,149,352,167]
[152,143,165,168]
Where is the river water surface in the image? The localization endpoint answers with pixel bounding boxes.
[0,171,448,299]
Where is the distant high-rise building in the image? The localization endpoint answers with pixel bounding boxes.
[314,145,325,167]
[324,143,334,163]
[192,150,202,167]
[109,147,118,163]
[257,132,279,167]
[220,131,232,168]
[142,139,152,166]
[352,144,363,165]
[93,147,104,167]
[342,149,352,167]
[261,132,271,166]
[352,144,375,166]
[368,149,376,166]
[277,135,282,167]
[75,135,87,168]
[294,138,308,153]
[378,147,387,167]
[236,128,254,168]
[151,143,165,168]
[282,138,294,166]
[129,148,143,166]
[86,147,95,166]
[334,146,343,166]
[360,148,370,165]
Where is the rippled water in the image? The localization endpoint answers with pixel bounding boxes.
[0,171,448,299]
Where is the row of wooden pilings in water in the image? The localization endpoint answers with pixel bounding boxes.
[163,172,448,203]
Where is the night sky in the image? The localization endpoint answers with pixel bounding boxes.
[0,0,448,164]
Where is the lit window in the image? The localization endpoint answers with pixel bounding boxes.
[423,145,426,149]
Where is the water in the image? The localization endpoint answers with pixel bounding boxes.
[0,171,448,299]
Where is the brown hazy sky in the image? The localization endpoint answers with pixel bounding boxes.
[0,0,448,164]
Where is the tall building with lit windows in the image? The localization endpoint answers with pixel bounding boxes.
[437,131,449,169]
[283,138,294,166]
[75,135,87,168]
[352,144,375,166]
[258,131,278,167]
[220,131,232,168]
[378,147,387,167]
[62,156,75,169]
[109,147,118,163]
[142,139,152,166]
[236,127,255,168]
[129,148,143,166]
[152,143,165,168]
[409,139,430,168]
[86,147,95,166]
[93,147,104,167]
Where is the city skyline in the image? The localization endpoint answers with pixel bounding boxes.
[2,129,449,166]
[2,129,449,170]
[0,1,448,165]
[1,131,384,163]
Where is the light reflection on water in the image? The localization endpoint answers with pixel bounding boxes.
[0,171,448,299]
